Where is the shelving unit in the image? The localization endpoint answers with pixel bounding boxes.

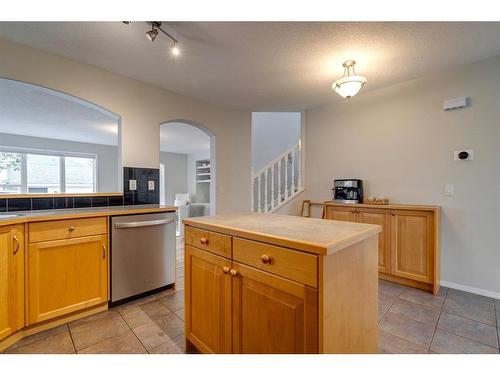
[195,159,211,204]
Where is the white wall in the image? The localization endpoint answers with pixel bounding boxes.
[304,55,500,296]
[0,132,118,192]
[0,37,252,213]
[159,151,188,205]
[251,112,301,171]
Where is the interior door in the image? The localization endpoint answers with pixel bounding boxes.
[0,225,24,341]
[390,210,434,283]
[28,234,108,324]
[357,208,391,273]
[232,262,318,354]
[185,245,232,353]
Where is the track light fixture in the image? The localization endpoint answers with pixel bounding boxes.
[123,21,181,57]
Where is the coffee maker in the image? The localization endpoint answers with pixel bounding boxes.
[332,179,363,204]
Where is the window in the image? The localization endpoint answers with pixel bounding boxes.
[0,148,96,194]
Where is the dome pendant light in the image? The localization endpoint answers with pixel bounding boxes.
[332,60,367,99]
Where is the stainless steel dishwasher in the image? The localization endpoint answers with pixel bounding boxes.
[110,212,176,305]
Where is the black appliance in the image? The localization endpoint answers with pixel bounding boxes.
[332,179,363,204]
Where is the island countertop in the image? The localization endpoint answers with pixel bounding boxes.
[0,204,177,226]
[183,213,381,255]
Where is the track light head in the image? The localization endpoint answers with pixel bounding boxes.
[146,27,159,42]
[171,42,180,56]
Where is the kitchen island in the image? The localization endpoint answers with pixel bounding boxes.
[183,213,382,354]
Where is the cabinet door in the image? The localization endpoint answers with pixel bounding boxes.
[328,206,358,222]
[185,245,232,354]
[357,208,391,273]
[28,234,108,324]
[390,210,434,283]
[232,262,318,354]
[0,225,24,341]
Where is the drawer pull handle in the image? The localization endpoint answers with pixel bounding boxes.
[68,226,76,232]
[229,269,238,277]
[200,237,209,245]
[222,266,230,274]
[13,235,20,255]
[261,254,271,264]
[102,244,106,259]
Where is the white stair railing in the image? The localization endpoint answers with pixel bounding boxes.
[252,143,302,213]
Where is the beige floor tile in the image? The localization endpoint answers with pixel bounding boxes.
[379,280,405,298]
[115,295,158,315]
[175,277,185,291]
[378,329,428,354]
[437,312,498,348]
[6,331,75,354]
[379,311,435,348]
[120,308,154,329]
[140,301,173,320]
[69,310,130,351]
[160,290,184,311]
[133,321,171,350]
[398,288,445,308]
[443,290,496,326]
[149,334,186,354]
[154,312,184,340]
[389,299,441,326]
[174,308,185,321]
[378,292,396,321]
[430,328,498,354]
[6,324,68,351]
[78,331,147,354]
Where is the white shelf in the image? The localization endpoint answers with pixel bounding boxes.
[197,165,211,169]
[197,173,211,176]
[197,180,211,183]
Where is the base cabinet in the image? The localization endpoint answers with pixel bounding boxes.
[185,245,232,354]
[232,262,318,354]
[28,235,108,324]
[325,203,439,293]
[0,225,24,341]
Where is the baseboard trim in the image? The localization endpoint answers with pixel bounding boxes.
[441,280,500,300]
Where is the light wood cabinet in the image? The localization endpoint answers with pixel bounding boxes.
[185,245,232,354]
[325,202,440,294]
[0,225,24,341]
[232,262,318,354]
[390,210,434,283]
[28,234,108,324]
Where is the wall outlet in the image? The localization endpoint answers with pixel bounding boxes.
[148,180,155,191]
[444,184,454,196]
[129,179,137,191]
[454,149,473,161]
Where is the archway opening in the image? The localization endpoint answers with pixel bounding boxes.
[159,120,216,236]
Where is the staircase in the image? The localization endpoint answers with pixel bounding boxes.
[252,143,302,213]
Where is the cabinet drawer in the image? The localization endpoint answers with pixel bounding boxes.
[185,226,232,258]
[29,217,107,243]
[233,238,318,288]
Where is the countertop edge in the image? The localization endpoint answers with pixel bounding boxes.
[183,218,382,256]
[0,206,177,226]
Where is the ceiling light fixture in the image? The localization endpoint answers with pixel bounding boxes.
[123,21,181,57]
[332,60,367,99]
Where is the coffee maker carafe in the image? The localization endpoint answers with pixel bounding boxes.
[332,179,363,204]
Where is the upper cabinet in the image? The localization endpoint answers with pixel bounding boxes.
[0,224,24,341]
[0,78,121,195]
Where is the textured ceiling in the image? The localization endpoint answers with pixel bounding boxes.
[0,78,118,146]
[1,22,500,110]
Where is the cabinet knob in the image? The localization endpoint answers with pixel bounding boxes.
[222,266,230,274]
[261,254,271,264]
[68,226,75,232]
[200,237,209,245]
[229,269,238,276]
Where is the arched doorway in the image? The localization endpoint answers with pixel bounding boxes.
[159,120,216,231]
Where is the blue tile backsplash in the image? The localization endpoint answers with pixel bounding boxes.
[0,166,160,212]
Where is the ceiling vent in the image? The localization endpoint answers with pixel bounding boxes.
[443,97,468,111]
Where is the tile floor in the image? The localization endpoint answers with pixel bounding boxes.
[3,237,500,354]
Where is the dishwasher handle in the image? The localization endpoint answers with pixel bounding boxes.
[114,218,175,229]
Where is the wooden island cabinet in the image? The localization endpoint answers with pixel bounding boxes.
[324,202,440,294]
[184,213,381,354]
